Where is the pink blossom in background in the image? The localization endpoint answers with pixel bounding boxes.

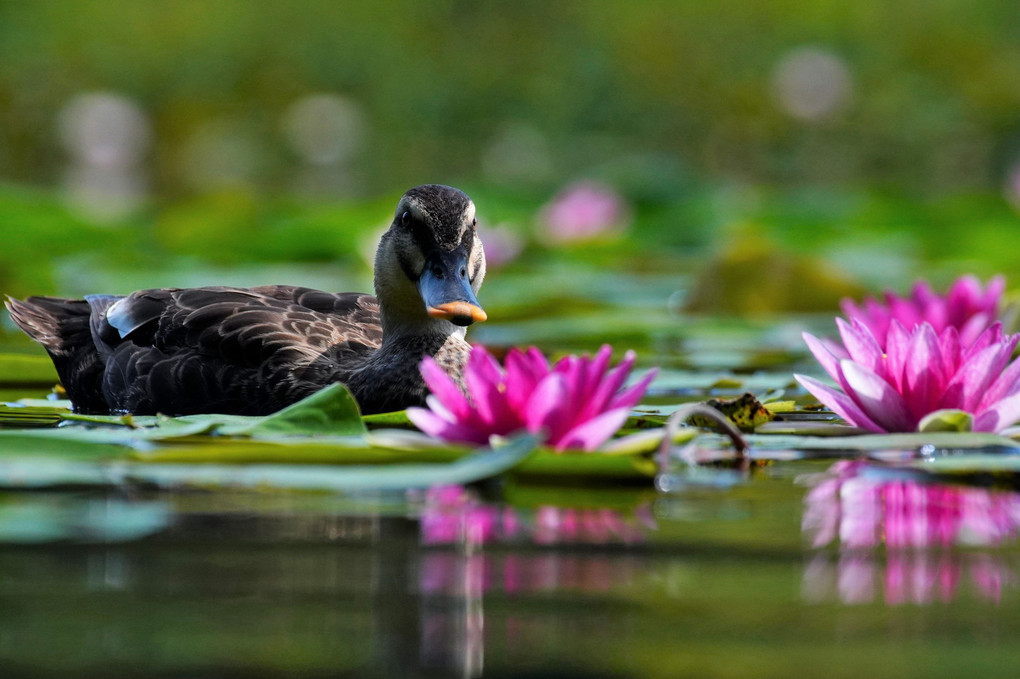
[477,223,524,268]
[841,275,1005,350]
[796,319,1020,432]
[538,181,630,243]
[408,344,656,452]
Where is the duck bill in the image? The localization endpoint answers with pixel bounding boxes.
[417,250,487,327]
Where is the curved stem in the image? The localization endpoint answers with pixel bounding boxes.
[657,403,750,473]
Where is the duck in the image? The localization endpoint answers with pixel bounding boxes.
[5,184,488,416]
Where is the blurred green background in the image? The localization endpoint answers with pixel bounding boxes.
[1,0,1019,338]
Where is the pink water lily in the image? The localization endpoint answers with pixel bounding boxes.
[795,318,1020,433]
[539,181,630,243]
[841,275,1005,350]
[408,344,657,452]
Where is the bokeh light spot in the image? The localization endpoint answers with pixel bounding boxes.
[281,94,366,166]
[772,47,853,122]
[57,92,151,169]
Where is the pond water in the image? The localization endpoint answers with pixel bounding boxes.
[2,461,1020,677]
[3,268,1020,677]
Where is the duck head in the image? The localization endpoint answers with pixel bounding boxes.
[374,185,487,332]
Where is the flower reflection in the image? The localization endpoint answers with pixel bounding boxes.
[801,461,1020,604]
[416,486,651,675]
[421,485,651,551]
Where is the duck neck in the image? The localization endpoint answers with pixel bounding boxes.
[343,315,470,415]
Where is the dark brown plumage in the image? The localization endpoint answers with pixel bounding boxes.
[6,185,487,416]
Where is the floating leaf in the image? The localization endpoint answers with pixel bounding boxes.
[0,434,539,492]
[514,449,657,479]
[762,400,797,414]
[746,431,1020,453]
[214,383,366,437]
[0,403,66,427]
[362,410,414,429]
[918,409,974,433]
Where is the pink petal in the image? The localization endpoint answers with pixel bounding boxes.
[819,336,850,360]
[423,394,456,423]
[608,368,657,410]
[884,320,911,392]
[803,331,843,383]
[407,407,490,445]
[840,360,915,431]
[974,391,1020,433]
[795,374,885,432]
[889,294,923,331]
[463,347,519,429]
[978,355,1020,412]
[469,345,504,385]
[947,275,982,326]
[580,352,635,420]
[579,345,613,405]
[938,326,962,375]
[983,275,1006,310]
[420,357,472,420]
[524,373,570,442]
[837,318,885,376]
[505,347,546,412]
[839,297,863,321]
[554,407,631,452]
[958,314,992,348]
[901,324,946,421]
[964,322,1005,360]
[941,340,1018,412]
[525,346,550,372]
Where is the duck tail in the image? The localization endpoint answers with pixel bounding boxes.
[5,295,112,413]
[6,295,91,356]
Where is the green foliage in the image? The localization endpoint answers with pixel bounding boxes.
[0,354,58,385]
[1,2,1018,192]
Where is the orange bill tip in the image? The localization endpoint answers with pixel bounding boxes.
[427,302,488,323]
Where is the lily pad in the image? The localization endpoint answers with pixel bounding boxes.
[918,409,974,433]
[0,434,539,492]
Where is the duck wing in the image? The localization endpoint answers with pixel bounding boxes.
[94,285,383,415]
[10,286,381,416]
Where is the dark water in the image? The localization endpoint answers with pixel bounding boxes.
[3,462,1020,678]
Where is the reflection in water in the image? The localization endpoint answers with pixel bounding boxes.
[421,485,652,550]
[415,486,653,676]
[802,460,1020,604]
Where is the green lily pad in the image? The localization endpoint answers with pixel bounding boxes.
[917,409,974,433]
[0,434,539,492]
[361,410,414,428]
